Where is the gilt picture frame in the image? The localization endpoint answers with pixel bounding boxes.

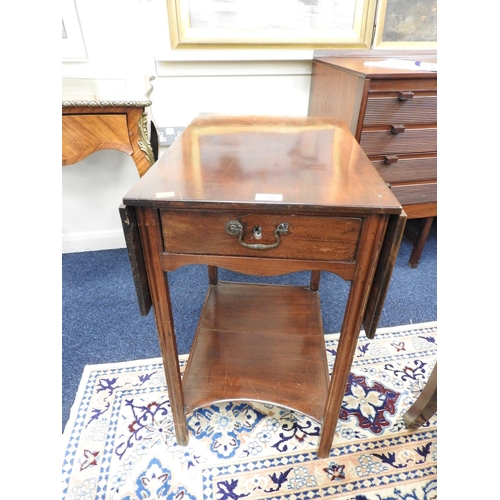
[372,0,437,49]
[167,0,377,50]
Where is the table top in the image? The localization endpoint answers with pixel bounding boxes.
[62,77,153,108]
[123,114,402,215]
[314,56,437,79]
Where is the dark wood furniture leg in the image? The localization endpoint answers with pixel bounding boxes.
[403,363,437,429]
[208,266,218,285]
[310,270,321,291]
[318,215,387,458]
[405,217,434,269]
[137,207,189,445]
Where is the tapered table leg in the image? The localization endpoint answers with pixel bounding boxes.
[403,363,437,429]
[407,217,434,269]
[138,207,189,445]
[317,215,388,458]
[318,313,361,458]
[208,266,218,285]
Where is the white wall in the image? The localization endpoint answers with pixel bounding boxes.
[62,0,315,253]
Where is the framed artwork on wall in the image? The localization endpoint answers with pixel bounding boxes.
[167,0,378,50]
[62,0,88,60]
[372,0,437,49]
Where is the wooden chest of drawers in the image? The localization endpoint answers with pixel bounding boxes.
[308,54,437,267]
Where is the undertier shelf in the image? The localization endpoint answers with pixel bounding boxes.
[182,281,330,422]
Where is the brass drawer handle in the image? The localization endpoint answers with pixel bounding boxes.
[390,124,406,134]
[225,220,289,250]
[398,91,414,101]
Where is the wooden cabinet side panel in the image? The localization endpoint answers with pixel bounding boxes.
[308,62,365,136]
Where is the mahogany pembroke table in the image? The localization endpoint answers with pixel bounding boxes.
[120,114,405,458]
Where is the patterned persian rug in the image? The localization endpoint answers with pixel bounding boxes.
[62,322,437,500]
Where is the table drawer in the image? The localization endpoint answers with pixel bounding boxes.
[161,210,363,262]
[371,156,437,184]
[363,94,437,127]
[360,127,436,156]
[390,182,437,206]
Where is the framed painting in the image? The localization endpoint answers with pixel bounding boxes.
[372,0,437,49]
[167,0,378,50]
[62,0,88,60]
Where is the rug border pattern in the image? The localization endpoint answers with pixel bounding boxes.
[62,322,437,500]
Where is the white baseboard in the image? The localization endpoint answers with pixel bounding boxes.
[62,229,127,254]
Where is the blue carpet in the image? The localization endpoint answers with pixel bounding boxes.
[62,219,437,431]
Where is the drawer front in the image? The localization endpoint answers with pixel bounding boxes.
[363,94,437,126]
[161,211,363,262]
[390,182,437,206]
[371,156,437,184]
[361,76,437,211]
[367,78,437,93]
[360,127,436,156]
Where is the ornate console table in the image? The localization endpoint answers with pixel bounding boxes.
[62,76,157,177]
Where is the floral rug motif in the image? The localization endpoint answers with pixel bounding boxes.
[62,322,437,499]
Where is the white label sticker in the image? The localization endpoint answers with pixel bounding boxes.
[255,193,283,202]
[156,191,176,198]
